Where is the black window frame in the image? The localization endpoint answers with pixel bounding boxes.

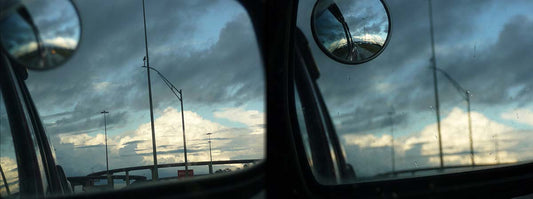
[0,53,45,196]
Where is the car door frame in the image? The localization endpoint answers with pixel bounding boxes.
[0,53,45,196]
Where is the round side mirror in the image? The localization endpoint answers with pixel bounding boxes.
[311,0,391,65]
[0,0,81,70]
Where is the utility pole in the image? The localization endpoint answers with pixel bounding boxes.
[179,89,189,176]
[141,66,189,176]
[428,0,444,169]
[494,134,500,164]
[435,68,475,166]
[388,107,395,174]
[142,0,158,181]
[466,91,475,166]
[207,133,213,174]
[100,110,111,187]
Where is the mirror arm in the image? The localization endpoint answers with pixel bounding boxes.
[17,7,45,64]
[328,4,355,59]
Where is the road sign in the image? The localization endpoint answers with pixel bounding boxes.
[177,170,194,177]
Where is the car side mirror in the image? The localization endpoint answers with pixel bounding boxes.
[311,0,391,65]
[0,0,81,70]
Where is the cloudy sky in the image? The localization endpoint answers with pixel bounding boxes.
[4,0,532,190]
[21,0,265,180]
[298,0,533,179]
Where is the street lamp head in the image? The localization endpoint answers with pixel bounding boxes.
[206,133,212,135]
[101,110,109,114]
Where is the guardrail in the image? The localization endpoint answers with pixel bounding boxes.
[375,163,511,177]
[68,159,262,192]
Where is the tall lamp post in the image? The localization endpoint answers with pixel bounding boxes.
[428,0,444,169]
[141,65,189,176]
[206,133,214,174]
[142,0,158,181]
[388,107,395,174]
[100,110,111,186]
[435,67,475,166]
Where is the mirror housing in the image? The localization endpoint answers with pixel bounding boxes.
[311,0,391,65]
[0,0,81,70]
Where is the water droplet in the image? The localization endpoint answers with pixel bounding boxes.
[429,105,433,109]
[516,113,519,119]
[414,161,419,168]
[434,135,438,140]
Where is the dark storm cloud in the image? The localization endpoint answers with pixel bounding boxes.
[134,148,203,157]
[298,0,532,135]
[26,0,262,137]
[123,140,147,146]
[437,15,533,105]
[337,108,408,134]
[340,0,388,35]
[75,144,106,149]
[150,12,263,106]
[45,108,128,135]
[189,137,231,142]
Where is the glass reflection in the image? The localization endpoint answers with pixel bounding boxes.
[1,93,19,196]
[0,0,80,70]
[312,0,389,63]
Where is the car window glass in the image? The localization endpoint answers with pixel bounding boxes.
[11,69,49,193]
[25,0,264,193]
[297,0,533,183]
[294,83,318,177]
[1,90,20,197]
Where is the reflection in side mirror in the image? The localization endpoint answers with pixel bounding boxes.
[311,0,391,65]
[0,0,81,70]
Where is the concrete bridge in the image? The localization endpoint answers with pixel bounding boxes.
[67,159,262,192]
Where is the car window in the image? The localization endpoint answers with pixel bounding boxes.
[297,0,533,183]
[0,89,20,197]
[24,0,264,193]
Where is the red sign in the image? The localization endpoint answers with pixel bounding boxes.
[177,170,194,177]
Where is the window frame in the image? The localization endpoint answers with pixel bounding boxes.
[0,53,44,196]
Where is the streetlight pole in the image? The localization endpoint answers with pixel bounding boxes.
[388,108,395,174]
[466,91,474,166]
[179,89,189,176]
[435,67,475,166]
[428,0,444,169]
[140,65,189,176]
[207,133,213,174]
[142,0,158,181]
[100,110,111,186]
